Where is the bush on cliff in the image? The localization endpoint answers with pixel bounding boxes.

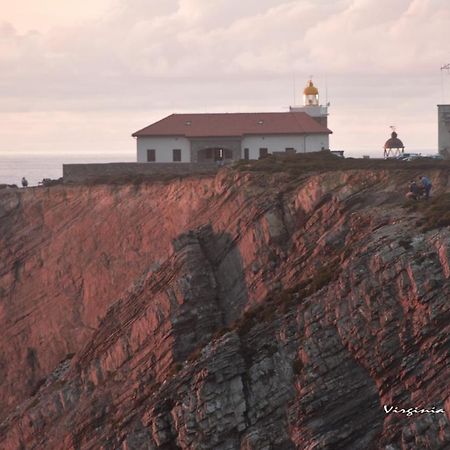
[233,152,450,176]
[233,260,341,338]
[404,193,450,231]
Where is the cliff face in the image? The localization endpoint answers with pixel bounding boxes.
[0,168,449,449]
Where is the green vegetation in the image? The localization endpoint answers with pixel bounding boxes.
[398,238,413,250]
[166,362,183,378]
[233,151,450,176]
[84,173,212,185]
[235,259,341,337]
[182,260,342,367]
[292,358,303,375]
[404,193,450,231]
[308,263,340,292]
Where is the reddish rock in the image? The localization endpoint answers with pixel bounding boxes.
[0,167,448,449]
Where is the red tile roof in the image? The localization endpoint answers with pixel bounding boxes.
[132,112,332,138]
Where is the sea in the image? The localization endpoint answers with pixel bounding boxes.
[1,150,440,187]
[0,153,134,186]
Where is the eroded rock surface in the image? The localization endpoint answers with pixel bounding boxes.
[0,168,449,449]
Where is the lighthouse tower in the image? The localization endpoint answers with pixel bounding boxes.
[304,80,319,106]
[290,79,328,127]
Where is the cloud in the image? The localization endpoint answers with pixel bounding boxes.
[0,0,449,155]
[3,0,448,89]
[305,0,450,74]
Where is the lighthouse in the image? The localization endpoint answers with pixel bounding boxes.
[290,79,329,127]
[303,80,319,106]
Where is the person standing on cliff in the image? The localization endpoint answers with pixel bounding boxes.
[21,177,28,188]
[420,176,432,199]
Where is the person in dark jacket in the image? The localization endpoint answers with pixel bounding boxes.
[21,177,28,188]
[420,176,432,199]
[406,180,421,200]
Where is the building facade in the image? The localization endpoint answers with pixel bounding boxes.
[132,81,332,163]
[133,112,332,163]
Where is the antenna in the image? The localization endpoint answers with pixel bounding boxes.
[440,64,450,103]
[293,72,296,106]
[389,125,396,132]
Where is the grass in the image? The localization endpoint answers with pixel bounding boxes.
[166,362,183,378]
[59,152,450,186]
[182,260,342,367]
[404,193,450,231]
[82,173,211,185]
[233,151,450,176]
[308,263,339,293]
[398,238,413,250]
[234,259,341,337]
[292,358,303,375]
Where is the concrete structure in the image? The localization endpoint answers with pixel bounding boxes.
[438,104,450,158]
[289,80,329,127]
[384,131,405,159]
[63,162,218,183]
[132,82,332,164]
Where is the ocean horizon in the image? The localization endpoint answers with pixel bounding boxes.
[0,152,134,186]
[1,149,439,187]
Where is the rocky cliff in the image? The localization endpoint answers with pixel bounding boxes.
[0,164,449,449]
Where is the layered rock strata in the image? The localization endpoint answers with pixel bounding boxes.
[0,168,449,449]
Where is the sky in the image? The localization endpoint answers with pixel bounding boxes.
[1,0,450,158]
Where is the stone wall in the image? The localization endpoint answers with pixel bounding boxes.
[63,162,219,183]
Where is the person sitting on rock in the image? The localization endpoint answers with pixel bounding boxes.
[419,176,432,199]
[21,177,28,188]
[406,180,421,200]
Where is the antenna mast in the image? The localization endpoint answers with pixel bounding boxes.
[441,64,450,103]
[293,72,296,106]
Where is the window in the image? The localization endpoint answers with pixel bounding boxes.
[173,149,181,162]
[244,148,249,160]
[259,148,268,159]
[147,149,156,162]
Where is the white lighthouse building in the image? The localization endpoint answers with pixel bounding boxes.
[290,79,329,128]
[132,79,332,163]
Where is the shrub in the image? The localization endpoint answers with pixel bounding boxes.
[307,261,340,294]
[398,238,412,250]
[292,358,303,375]
[405,193,450,231]
[233,152,450,176]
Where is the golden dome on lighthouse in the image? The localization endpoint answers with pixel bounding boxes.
[304,80,319,96]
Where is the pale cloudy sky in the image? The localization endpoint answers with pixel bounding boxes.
[1,0,449,157]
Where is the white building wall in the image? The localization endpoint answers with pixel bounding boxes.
[241,134,329,160]
[136,136,191,162]
[289,105,328,117]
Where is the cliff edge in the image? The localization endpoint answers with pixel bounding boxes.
[0,162,449,449]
